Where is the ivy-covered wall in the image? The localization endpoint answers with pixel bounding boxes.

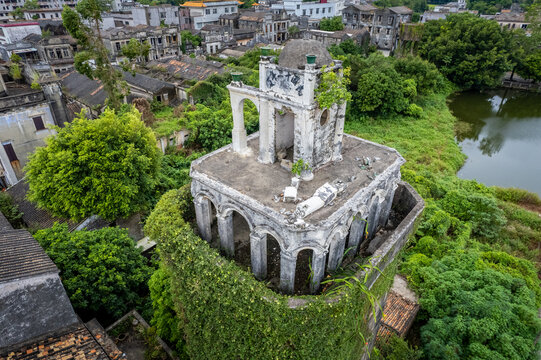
[145,186,400,359]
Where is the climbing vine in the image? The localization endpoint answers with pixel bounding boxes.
[145,187,399,360]
[315,65,352,109]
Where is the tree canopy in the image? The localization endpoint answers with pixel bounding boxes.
[35,224,152,319]
[319,16,344,31]
[26,108,161,221]
[418,13,512,89]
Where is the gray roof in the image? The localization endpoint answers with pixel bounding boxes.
[389,6,413,14]
[121,69,175,93]
[278,39,333,69]
[61,71,107,107]
[147,56,225,82]
[0,229,58,283]
[0,210,12,231]
[6,180,83,231]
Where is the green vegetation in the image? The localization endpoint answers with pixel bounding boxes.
[319,16,345,31]
[62,0,128,109]
[375,0,428,12]
[418,13,512,89]
[35,224,153,319]
[121,38,151,64]
[144,185,398,359]
[315,65,352,109]
[0,192,23,228]
[26,108,161,221]
[180,31,202,54]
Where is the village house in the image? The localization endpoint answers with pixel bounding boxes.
[0,22,41,44]
[201,24,234,54]
[102,4,193,29]
[302,28,370,47]
[343,5,413,51]
[102,24,182,62]
[237,9,290,43]
[181,0,240,30]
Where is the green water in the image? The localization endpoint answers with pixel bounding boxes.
[449,89,541,196]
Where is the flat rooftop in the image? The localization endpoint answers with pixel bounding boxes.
[192,134,403,224]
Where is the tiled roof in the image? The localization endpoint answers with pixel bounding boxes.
[0,229,58,283]
[0,210,12,231]
[377,290,419,342]
[148,57,225,82]
[6,180,83,231]
[389,5,413,14]
[1,325,112,360]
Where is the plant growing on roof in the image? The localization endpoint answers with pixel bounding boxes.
[315,65,352,109]
[291,159,311,177]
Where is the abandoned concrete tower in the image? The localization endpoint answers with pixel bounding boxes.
[190,39,421,295]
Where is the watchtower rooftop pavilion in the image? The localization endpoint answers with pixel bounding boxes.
[190,40,406,295]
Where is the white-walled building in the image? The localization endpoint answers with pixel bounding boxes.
[271,0,340,19]
[0,23,41,45]
[182,0,240,30]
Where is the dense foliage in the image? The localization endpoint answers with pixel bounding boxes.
[319,16,345,31]
[35,224,153,319]
[418,13,512,89]
[145,186,397,359]
[346,53,447,116]
[26,108,161,221]
[0,192,23,228]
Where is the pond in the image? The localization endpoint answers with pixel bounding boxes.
[450,89,541,196]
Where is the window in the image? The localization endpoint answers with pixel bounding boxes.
[310,9,312,15]
[231,6,235,12]
[63,49,69,57]
[302,9,306,15]
[205,8,210,14]
[322,7,325,13]
[213,8,217,14]
[225,7,228,12]
[33,116,45,131]
[377,15,381,22]
[316,8,319,14]
[2,142,17,163]
[296,4,299,9]
[388,17,393,25]
[386,28,390,34]
[115,42,121,51]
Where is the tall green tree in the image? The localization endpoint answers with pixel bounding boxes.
[121,38,151,63]
[26,108,161,221]
[418,13,512,89]
[62,0,128,109]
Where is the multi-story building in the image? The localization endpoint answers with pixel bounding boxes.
[0,22,41,44]
[103,25,182,62]
[201,24,234,54]
[0,0,77,22]
[181,0,240,30]
[237,9,290,43]
[343,5,412,51]
[102,5,192,30]
[271,0,338,20]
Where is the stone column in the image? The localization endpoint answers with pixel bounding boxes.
[348,216,367,255]
[327,233,347,272]
[367,190,385,239]
[228,91,248,154]
[279,252,296,294]
[217,212,234,257]
[195,198,212,243]
[250,232,267,280]
[310,251,327,294]
[332,103,346,162]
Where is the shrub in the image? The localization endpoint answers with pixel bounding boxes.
[35,224,153,319]
[405,103,423,118]
[0,192,24,228]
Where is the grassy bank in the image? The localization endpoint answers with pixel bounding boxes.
[346,91,541,359]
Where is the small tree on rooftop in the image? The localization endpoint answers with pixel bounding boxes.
[25,108,161,221]
[62,0,128,109]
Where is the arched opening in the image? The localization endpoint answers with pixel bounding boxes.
[233,211,251,269]
[242,98,259,135]
[320,109,329,126]
[294,249,314,295]
[266,235,281,290]
[274,108,295,162]
[209,201,219,249]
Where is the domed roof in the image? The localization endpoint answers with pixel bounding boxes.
[278,39,333,70]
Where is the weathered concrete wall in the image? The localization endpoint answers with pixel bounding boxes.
[0,273,79,348]
[0,103,56,180]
